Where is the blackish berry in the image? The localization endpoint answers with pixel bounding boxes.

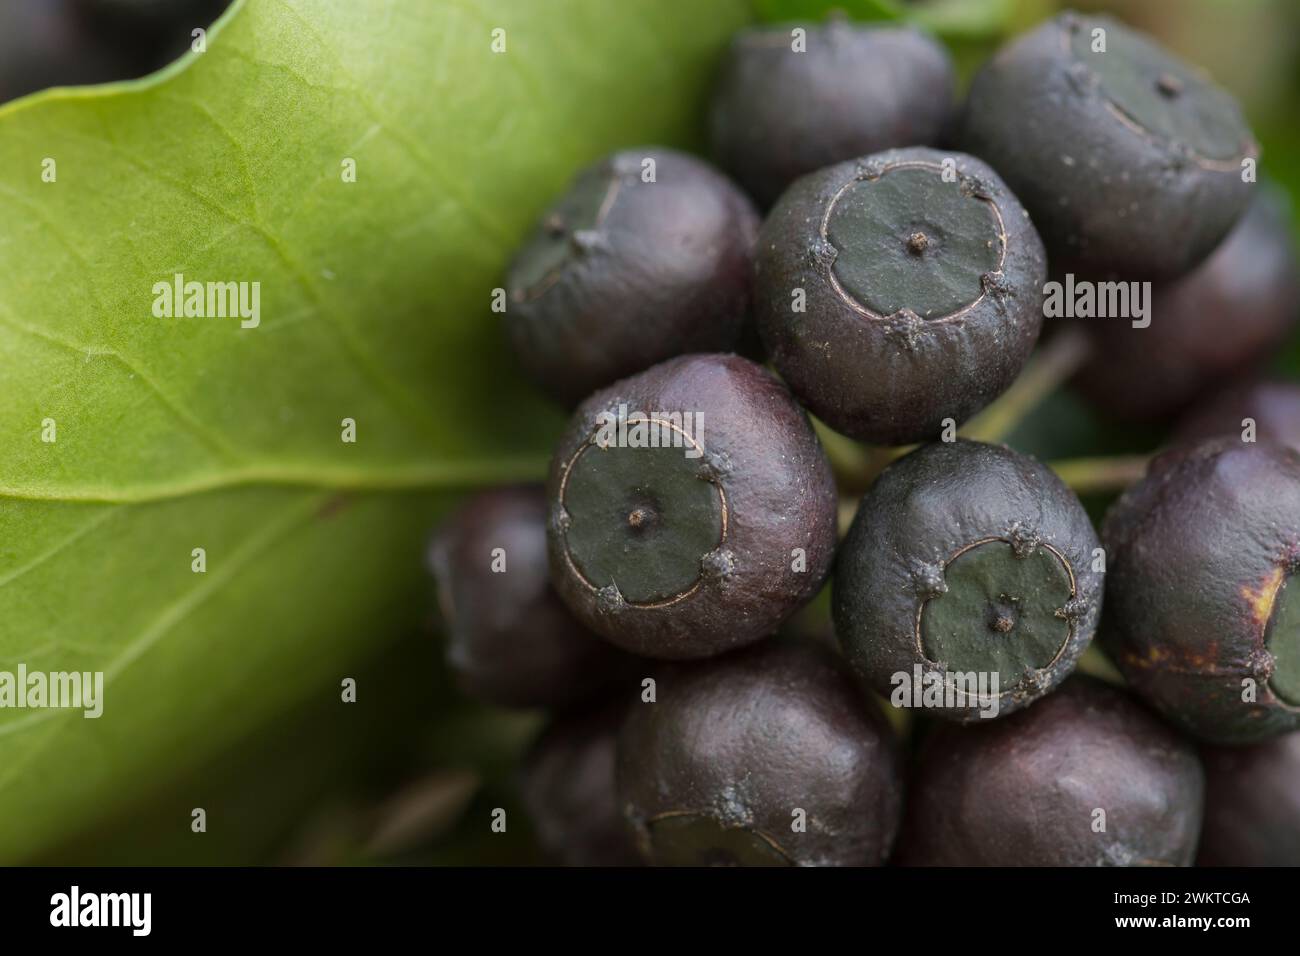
[709,18,953,208]
[519,697,642,867]
[1198,731,1300,866]
[616,640,902,866]
[1101,439,1300,742]
[962,12,1257,279]
[1176,380,1300,451]
[76,1,233,71]
[1074,187,1300,422]
[0,1,133,103]
[428,486,631,709]
[834,440,1103,721]
[898,676,1204,866]
[504,148,758,406]
[754,147,1046,444]
[546,354,837,659]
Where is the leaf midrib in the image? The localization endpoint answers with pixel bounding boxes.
[0,455,549,505]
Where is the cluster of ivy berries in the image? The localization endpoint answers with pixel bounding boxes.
[430,12,1300,867]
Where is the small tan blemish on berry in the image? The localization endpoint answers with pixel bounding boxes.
[1242,566,1285,631]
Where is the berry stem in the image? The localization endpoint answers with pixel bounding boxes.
[1074,644,1126,685]
[960,325,1094,444]
[814,417,917,495]
[837,496,859,537]
[1048,454,1151,495]
[814,416,874,490]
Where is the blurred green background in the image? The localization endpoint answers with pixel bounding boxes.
[14,0,1299,865]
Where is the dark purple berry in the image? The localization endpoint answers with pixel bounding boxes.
[546,354,837,660]
[1198,731,1300,866]
[519,697,642,867]
[962,12,1257,279]
[754,147,1046,444]
[710,18,953,208]
[428,486,631,709]
[617,640,902,866]
[1074,187,1299,422]
[898,677,1204,866]
[504,148,758,406]
[1102,439,1300,742]
[835,440,1103,721]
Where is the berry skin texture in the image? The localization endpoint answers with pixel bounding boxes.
[897,676,1204,866]
[518,697,642,867]
[833,440,1103,721]
[754,147,1046,445]
[503,147,758,407]
[546,353,837,660]
[428,486,631,709]
[1101,439,1300,743]
[1074,188,1300,423]
[616,639,902,867]
[1197,731,1300,866]
[709,19,954,208]
[961,12,1257,280]
[1176,380,1300,451]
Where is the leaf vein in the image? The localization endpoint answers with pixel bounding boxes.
[0,304,248,464]
[271,0,514,247]
[0,494,323,790]
[0,509,116,592]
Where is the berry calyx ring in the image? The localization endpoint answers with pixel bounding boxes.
[509,169,621,306]
[819,159,1008,323]
[915,535,1080,691]
[554,417,729,609]
[1057,13,1256,172]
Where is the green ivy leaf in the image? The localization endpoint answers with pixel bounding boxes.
[0,0,748,862]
